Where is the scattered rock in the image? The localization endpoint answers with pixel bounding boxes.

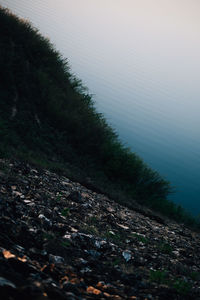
[67,191,82,203]
[122,250,132,262]
[0,159,200,299]
[49,254,65,265]
[0,277,16,289]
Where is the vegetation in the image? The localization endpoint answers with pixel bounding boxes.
[149,269,168,284]
[0,7,199,227]
[157,241,173,254]
[149,269,192,296]
[61,208,70,217]
[132,233,149,244]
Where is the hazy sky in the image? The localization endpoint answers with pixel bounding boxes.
[1,0,200,213]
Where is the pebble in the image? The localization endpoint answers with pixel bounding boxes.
[0,159,200,300]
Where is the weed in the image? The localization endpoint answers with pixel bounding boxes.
[120,264,135,274]
[149,269,192,296]
[157,241,172,254]
[112,257,121,266]
[61,240,71,247]
[149,269,167,284]
[56,192,62,202]
[82,225,99,235]
[50,192,62,205]
[104,231,123,243]
[88,216,98,225]
[132,233,149,244]
[43,232,54,241]
[61,207,70,217]
[172,279,192,295]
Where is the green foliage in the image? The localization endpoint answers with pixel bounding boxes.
[104,231,122,241]
[55,193,62,202]
[111,257,122,266]
[50,192,62,205]
[157,241,172,254]
[88,216,98,225]
[43,232,54,241]
[149,269,167,284]
[133,233,149,244]
[61,240,71,248]
[172,279,192,295]
[149,270,192,295]
[0,6,199,227]
[61,208,70,217]
[82,225,99,235]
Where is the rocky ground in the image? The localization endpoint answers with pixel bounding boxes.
[0,159,200,299]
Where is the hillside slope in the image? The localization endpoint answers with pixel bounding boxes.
[0,7,197,225]
[0,159,200,299]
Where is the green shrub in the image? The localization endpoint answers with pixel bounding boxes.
[149,269,167,284]
[61,208,70,217]
[149,270,192,295]
[133,233,149,244]
[157,241,172,254]
[172,279,192,295]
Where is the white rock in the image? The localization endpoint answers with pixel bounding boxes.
[49,254,65,265]
[122,250,132,262]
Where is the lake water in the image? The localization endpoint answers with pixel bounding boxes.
[1,0,200,215]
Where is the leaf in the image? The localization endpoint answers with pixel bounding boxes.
[17,256,27,262]
[87,286,102,295]
[2,250,15,259]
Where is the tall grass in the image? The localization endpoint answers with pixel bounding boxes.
[0,7,198,227]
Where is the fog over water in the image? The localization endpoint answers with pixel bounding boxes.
[2,0,200,215]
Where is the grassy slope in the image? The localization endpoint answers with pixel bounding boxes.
[0,7,198,227]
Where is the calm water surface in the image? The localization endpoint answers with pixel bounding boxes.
[1,0,200,215]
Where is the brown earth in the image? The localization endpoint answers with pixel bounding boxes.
[0,159,200,299]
